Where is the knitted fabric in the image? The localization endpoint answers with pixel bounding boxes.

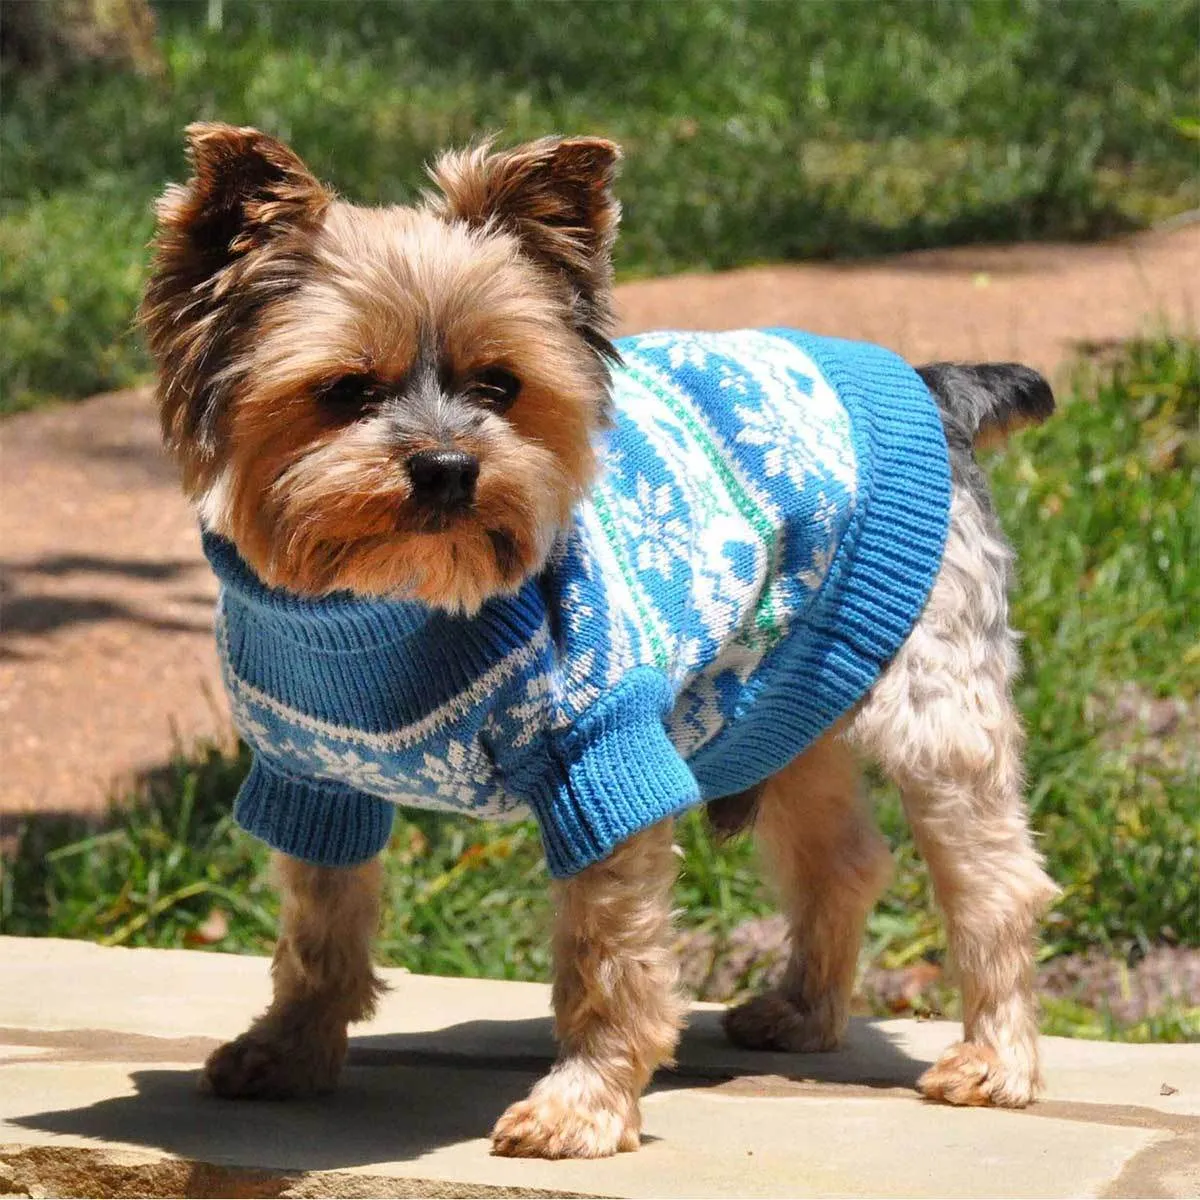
[206,328,951,877]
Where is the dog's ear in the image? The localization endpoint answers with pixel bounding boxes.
[141,125,330,476]
[154,123,331,268]
[427,137,622,357]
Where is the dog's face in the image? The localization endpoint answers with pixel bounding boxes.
[140,124,620,612]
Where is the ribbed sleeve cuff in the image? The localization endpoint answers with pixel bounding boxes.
[511,670,700,878]
[234,756,395,867]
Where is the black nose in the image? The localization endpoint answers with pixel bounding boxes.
[406,448,479,508]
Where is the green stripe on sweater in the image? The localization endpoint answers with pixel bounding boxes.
[624,363,782,639]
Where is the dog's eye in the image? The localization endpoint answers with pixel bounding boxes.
[318,374,379,418]
[469,367,521,413]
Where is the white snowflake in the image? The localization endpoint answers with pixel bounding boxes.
[716,362,751,397]
[310,742,394,789]
[613,474,691,579]
[413,739,490,807]
[561,579,596,637]
[504,672,552,747]
[665,337,714,373]
[669,632,707,685]
[721,333,858,499]
[604,602,640,686]
[627,330,714,374]
[667,674,725,757]
[798,543,836,593]
[560,646,602,714]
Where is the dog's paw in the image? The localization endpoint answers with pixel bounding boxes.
[202,1024,346,1100]
[491,1073,639,1159]
[918,1041,1038,1108]
[722,991,844,1053]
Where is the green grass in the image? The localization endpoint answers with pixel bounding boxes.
[4,337,1196,1041]
[1041,995,1200,1043]
[1001,341,1200,959]
[3,0,1198,410]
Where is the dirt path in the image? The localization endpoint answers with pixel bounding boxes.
[617,226,1199,376]
[2,227,1196,819]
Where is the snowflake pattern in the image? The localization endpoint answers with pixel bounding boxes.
[216,330,903,847]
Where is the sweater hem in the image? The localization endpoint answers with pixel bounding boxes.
[234,755,395,867]
[788,331,951,658]
[687,331,951,794]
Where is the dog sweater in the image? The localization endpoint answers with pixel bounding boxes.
[205,329,951,877]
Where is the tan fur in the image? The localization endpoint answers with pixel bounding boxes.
[426,137,622,359]
[492,819,685,1158]
[220,217,599,607]
[145,125,1059,1157]
[140,125,331,493]
[724,725,893,1053]
[846,481,1061,1106]
[140,126,614,613]
[972,412,1043,453]
[717,480,1057,1106]
[203,854,384,1099]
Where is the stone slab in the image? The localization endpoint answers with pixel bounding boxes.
[3,938,1194,1116]
[0,1060,1172,1200]
[1,938,1197,1198]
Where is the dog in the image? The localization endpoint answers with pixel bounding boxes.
[140,123,1060,1159]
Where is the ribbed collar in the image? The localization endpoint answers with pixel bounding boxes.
[202,529,550,659]
[201,530,433,643]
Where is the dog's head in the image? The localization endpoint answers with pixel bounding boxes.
[140,124,621,613]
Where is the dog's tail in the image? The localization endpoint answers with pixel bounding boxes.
[917,362,1055,451]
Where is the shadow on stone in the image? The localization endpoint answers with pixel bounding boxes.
[11,1060,532,1174]
[0,553,213,658]
[10,1013,930,1171]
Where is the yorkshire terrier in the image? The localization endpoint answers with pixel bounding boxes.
[141,124,1060,1159]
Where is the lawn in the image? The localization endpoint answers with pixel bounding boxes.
[3,0,1198,411]
[6,337,1197,1041]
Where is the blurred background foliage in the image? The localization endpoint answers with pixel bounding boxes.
[3,0,1199,409]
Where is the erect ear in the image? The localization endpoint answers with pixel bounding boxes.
[155,122,331,267]
[427,136,622,356]
[140,125,331,476]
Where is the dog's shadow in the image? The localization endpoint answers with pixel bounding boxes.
[11,1011,930,1173]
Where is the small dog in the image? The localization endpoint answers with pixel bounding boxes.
[141,124,1060,1159]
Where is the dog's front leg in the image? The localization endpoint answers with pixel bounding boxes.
[203,852,385,1099]
[492,818,685,1158]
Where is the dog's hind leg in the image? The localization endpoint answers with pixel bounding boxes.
[723,726,892,1053]
[203,853,385,1099]
[492,818,685,1159]
[849,482,1058,1107]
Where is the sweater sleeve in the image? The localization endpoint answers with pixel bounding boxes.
[499,667,700,878]
[233,754,395,867]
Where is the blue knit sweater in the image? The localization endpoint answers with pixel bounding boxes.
[206,329,950,877]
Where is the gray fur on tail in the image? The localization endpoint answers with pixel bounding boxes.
[916,363,1055,451]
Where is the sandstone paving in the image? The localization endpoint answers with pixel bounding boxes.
[1,938,1196,1198]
